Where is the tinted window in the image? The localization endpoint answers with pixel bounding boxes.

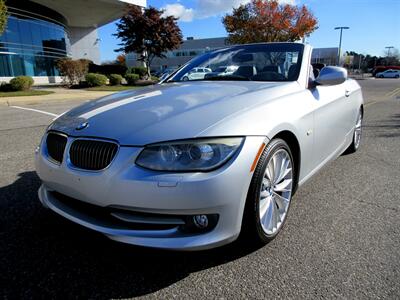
[215,67,227,72]
[0,13,68,77]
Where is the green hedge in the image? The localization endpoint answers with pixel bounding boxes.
[85,73,108,87]
[9,76,34,91]
[109,74,123,86]
[127,66,147,78]
[125,73,140,86]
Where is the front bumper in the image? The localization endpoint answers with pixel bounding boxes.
[35,134,266,250]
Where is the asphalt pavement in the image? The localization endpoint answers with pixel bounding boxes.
[0,79,399,299]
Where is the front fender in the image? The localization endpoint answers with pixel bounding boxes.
[199,89,316,182]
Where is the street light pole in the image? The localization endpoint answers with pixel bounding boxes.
[385,46,394,65]
[385,46,394,57]
[334,26,350,66]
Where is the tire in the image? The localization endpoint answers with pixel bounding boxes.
[182,76,189,81]
[241,138,295,244]
[395,75,399,78]
[345,108,363,154]
[379,75,384,78]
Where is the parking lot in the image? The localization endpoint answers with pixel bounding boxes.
[1,79,399,298]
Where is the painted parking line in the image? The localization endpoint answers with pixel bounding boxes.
[9,105,59,118]
[364,101,379,108]
[385,87,400,98]
[392,88,400,97]
[366,87,400,108]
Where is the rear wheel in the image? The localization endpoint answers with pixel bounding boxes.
[242,139,294,244]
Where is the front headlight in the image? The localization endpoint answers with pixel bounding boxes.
[136,137,244,171]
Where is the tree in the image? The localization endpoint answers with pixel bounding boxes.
[342,49,400,73]
[383,48,400,66]
[114,6,182,77]
[116,54,126,66]
[223,0,318,44]
[345,51,366,71]
[56,58,90,86]
[0,0,8,35]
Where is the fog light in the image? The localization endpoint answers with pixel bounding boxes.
[180,214,219,233]
[193,215,209,228]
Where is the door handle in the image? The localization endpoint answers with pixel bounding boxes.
[345,90,351,97]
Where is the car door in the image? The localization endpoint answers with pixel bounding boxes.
[311,82,352,166]
[191,68,203,80]
[197,68,207,79]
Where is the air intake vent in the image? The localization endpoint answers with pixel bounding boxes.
[46,132,67,164]
[69,139,118,171]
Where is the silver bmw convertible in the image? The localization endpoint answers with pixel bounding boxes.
[35,43,363,250]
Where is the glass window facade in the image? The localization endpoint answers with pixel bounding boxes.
[0,6,70,77]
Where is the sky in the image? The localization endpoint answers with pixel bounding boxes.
[99,0,400,62]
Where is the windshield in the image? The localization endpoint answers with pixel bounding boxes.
[168,43,304,83]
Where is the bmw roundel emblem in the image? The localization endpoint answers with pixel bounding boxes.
[76,122,89,130]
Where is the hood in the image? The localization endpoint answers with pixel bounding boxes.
[50,81,299,145]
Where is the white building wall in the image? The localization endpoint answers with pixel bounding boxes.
[69,27,101,64]
[118,0,146,6]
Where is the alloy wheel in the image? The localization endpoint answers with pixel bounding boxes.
[354,111,362,149]
[259,149,293,236]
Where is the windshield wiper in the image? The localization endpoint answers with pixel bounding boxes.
[204,75,251,81]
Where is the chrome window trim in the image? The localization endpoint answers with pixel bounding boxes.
[0,41,68,54]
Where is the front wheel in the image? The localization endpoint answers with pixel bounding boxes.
[345,108,363,154]
[242,139,294,244]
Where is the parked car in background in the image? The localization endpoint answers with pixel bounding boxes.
[159,72,171,82]
[204,65,239,79]
[151,71,162,78]
[375,69,400,78]
[36,43,363,250]
[182,67,212,81]
[159,68,178,81]
[372,66,400,77]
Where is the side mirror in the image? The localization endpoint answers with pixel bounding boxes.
[315,66,347,86]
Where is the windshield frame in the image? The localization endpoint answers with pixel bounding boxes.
[166,43,305,83]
